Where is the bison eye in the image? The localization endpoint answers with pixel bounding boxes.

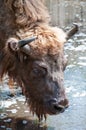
[32,67,47,77]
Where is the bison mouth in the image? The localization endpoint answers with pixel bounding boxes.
[46,103,65,115]
[26,97,66,121]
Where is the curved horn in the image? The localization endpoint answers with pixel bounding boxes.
[19,36,37,54]
[8,36,37,51]
[18,36,37,47]
[66,24,78,40]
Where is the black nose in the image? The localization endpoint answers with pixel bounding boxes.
[48,98,69,114]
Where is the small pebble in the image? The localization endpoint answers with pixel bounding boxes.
[0,125,6,129]
[4,118,12,123]
[6,128,12,130]
[22,120,28,125]
[0,113,8,119]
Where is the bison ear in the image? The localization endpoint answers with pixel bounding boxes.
[7,36,37,52]
[66,24,78,40]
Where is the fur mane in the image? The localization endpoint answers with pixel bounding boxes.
[4,0,66,57]
[23,25,66,58]
[5,0,50,27]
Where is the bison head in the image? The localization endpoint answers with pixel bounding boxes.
[0,24,78,121]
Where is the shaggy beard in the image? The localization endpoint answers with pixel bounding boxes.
[26,97,47,121]
[21,85,47,121]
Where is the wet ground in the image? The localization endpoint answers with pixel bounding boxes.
[0,27,86,130]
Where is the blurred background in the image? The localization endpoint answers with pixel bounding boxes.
[44,0,86,28]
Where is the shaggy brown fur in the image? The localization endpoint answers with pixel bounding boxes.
[0,0,67,120]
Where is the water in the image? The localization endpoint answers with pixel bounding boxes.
[0,30,86,130]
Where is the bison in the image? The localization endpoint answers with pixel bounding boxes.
[0,0,78,121]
